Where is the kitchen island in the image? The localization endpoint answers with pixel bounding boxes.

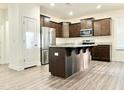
[49,44,96,78]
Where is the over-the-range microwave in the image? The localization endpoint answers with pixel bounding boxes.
[80,28,93,37]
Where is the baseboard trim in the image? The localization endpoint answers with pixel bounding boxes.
[8,64,24,71]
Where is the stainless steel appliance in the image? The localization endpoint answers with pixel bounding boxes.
[80,28,93,37]
[41,27,56,65]
[82,39,95,45]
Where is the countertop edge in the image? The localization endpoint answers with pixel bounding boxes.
[49,44,97,48]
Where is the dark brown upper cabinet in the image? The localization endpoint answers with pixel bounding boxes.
[40,14,112,37]
[93,18,111,36]
[40,15,62,38]
[56,23,62,37]
[69,23,81,37]
[80,17,94,29]
[40,15,44,27]
[40,15,50,27]
[57,23,62,37]
[50,21,62,37]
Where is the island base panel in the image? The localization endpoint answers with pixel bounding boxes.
[49,47,91,78]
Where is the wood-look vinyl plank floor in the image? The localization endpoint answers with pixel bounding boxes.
[0,61,124,90]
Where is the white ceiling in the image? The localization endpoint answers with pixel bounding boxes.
[40,3,124,20]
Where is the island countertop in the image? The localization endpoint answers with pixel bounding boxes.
[49,44,97,48]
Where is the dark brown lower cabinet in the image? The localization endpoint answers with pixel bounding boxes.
[49,47,83,78]
[49,47,65,78]
[91,45,110,62]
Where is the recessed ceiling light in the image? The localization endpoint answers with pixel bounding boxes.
[69,11,73,16]
[96,5,101,9]
[50,3,55,6]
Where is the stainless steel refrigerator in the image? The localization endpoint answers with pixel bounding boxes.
[41,27,56,65]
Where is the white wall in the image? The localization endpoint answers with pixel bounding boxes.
[18,4,40,67]
[4,10,9,64]
[56,8,124,62]
[0,9,8,64]
[8,4,40,71]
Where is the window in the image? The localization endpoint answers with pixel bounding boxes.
[115,17,124,49]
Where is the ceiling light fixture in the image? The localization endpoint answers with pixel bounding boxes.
[96,5,101,9]
[50,3,55,6]
[69,11,73,16]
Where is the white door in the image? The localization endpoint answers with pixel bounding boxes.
[23,17,38,68]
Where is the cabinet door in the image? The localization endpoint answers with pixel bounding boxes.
[80,18,94,29]
[49,21,54,28]
[69,23,80,37]
[40,15,50,27]
[69,24,75,37]
[81,20,87,29]
[55,23,59,37]
[73,25,77,37]
[93,18,111,36]
[58,23,62,37]
[69,24,73,37]
[91,46,100,60]
[50,22,62,37]
[40,16,44,27]
[75,23,81,37]
[44,17,50,27]
[101,19,111,36]
[87,20,93,28]
[98,45,110,61]
[91,45,110,62]
[93,21,101,36]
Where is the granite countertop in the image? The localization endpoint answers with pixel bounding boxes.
[49,44,97,48]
